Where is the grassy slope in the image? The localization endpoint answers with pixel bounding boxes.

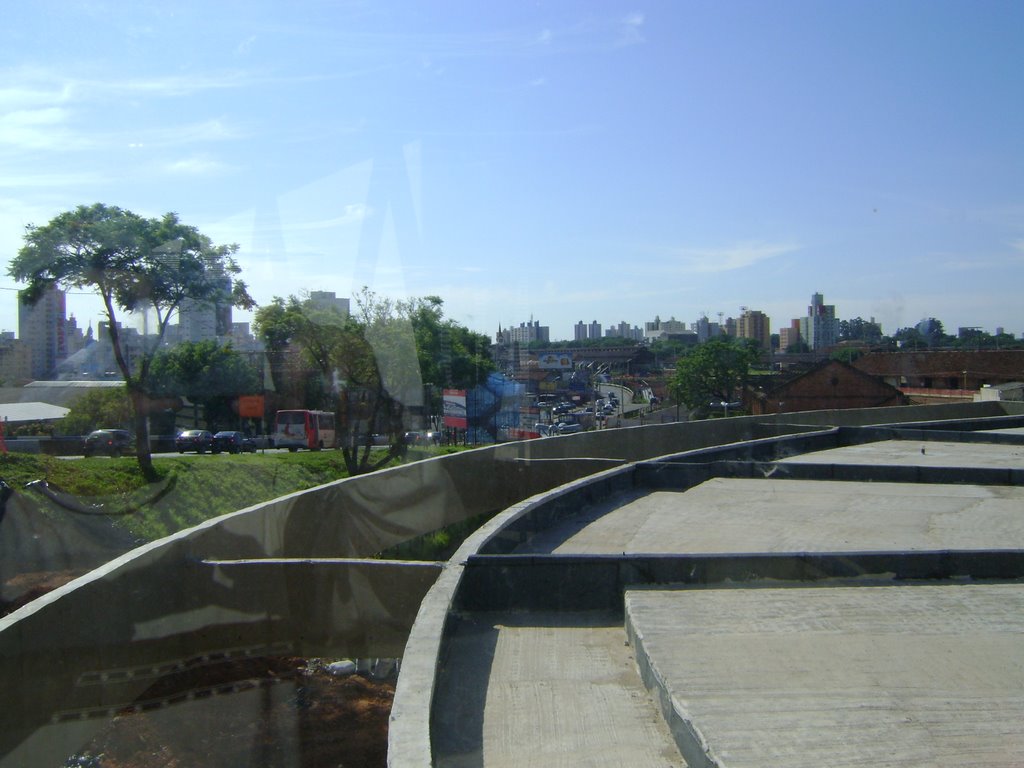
[0,448,462,543]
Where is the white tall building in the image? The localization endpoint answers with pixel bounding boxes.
[799,292,839,351]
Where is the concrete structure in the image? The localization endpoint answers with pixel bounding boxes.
[3,401,1024,765]
[395,414,1024,766]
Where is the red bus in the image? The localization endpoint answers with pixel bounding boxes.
[272,409,337,451]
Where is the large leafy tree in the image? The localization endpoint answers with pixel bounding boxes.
[839,316,883,344]
[9,203,254,476]
[669,338,760,413]
[148,341,260,431]
[59,387,134,436]
[254,288,495,474]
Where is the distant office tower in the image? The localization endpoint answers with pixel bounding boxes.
[18,285,67,379]
[308,291,350,316]
[588,320,602,340]
[737,309,771,351]
[574,321,589,342]
[799,292,839,351]
[177,271,235,342]
[0,331,33,385]
[693,315,723,343]
[779,319,803,352]
[497,320,550,345]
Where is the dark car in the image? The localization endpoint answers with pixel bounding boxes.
[175,429,215,454]
[213,431,257,454]
[83,429,134,458]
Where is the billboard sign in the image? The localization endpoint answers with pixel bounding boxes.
[443,389,467,428]
[537,353,572,370]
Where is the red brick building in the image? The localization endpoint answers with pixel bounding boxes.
[749,360,908,415]
[853,350,1024,391]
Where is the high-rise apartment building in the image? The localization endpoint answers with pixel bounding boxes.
[497,321,549,345]
[18,286,67,379]
[799,292,839,351]
[737,309,771,351]
[779,319,802,352]
[177,271,235,343]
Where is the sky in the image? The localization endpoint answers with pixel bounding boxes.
[2,0,1023,342]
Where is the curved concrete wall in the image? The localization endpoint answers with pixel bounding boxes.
[1,401,1018,765]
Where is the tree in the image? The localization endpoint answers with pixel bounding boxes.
[669,339,760,413]
[9,203,254,476]
[148,341,260,431]
[59,387,134,436]
[839,317,883,345]
[830,346,864,364]
[254,288,495,474]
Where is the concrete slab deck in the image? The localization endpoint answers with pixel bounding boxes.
[776,439,1024,468]
[514,479,1024,555]
[432,612,686,767]
[626,583,1024,768]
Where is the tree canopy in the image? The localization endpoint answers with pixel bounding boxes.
[148,341,260,431]
[254,288,494,474]
[669,338,760,413]
[9,203,254,474]
[59,387,134,436]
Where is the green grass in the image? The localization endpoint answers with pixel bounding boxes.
[0,447,469,543]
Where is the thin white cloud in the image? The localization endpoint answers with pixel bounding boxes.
[0,107,88,151]
[163,156,231,175]
[0,82,75,111]
[236,35,258,56]
[0,171,106,188]
[669,241,799,274]
[123,118,242,149]
[285,204,374,231]
[616,13,646,48]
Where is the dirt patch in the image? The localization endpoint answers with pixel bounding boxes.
[65,657,394,768]
[1,569,85,616]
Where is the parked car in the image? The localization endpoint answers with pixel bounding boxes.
[213,431,257,454]
[83,429,134,458]
[175,429,215,454]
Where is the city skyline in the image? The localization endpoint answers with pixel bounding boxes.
[2,2,1022,342]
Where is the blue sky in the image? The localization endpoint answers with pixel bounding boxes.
[2,1,1022,341]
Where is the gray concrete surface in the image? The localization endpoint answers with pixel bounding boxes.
[515,479,1024,555]
[626,584,1024,768]
[776,438,1024,468]
[432,611,686,768]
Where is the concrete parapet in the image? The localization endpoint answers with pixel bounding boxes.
[2,401,1020,765]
